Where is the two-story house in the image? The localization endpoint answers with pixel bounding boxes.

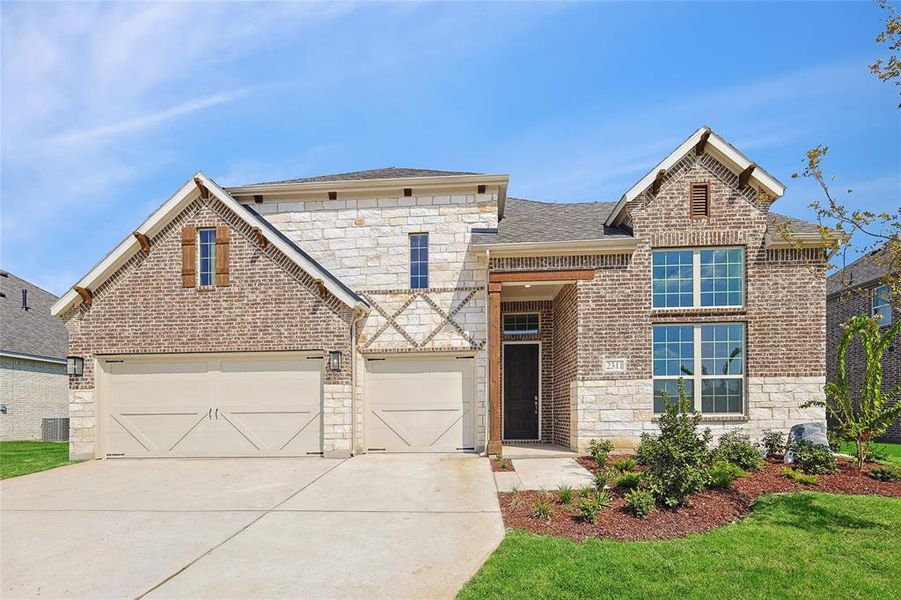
[52,127,829,461]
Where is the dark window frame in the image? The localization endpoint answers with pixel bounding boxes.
[409,232,429,289]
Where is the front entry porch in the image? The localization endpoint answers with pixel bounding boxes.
[487,269,596,457]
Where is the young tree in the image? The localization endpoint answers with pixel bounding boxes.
[804,315,901,469]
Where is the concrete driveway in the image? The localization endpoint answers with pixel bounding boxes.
[0,454,502,599]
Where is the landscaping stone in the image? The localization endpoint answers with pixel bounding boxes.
[787,422,830,449]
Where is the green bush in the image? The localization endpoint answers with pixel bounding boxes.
[532,497,553,521]
[788,439,837,475]
[578,489,612,524]
[579,484,596,498]
[782,466,819,485]
[611,457,638,471]
[760,429,786,458]
[868,465,901,482]
[613,470,643,489]
[593,471,608,490]
[557,484,574,505]
[624,488,655,519]
[715,431,763,471]
[588,439,614,466]
[638,381,712,508]
[706,460,747,488]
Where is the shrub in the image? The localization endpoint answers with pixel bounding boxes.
[611,457,638,471]
[782,466,819,485]
[588,439,614,466]
[788,439,837,475]
[578,489,612,524]
[868,465,901,482]
[579,485,596,498]
[496,458,512,471]
[865,445,889,464]
[594,471,608,490]
[613,470,643,489]
[639,380,712,508]
[624,488,655,519]
[715,431,763,471]
[557,484,574,505]
[761,429,786,458]
[509,490,525,509]
[532,497,553,521]
[706,460,747,489]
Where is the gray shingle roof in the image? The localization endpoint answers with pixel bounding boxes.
[473,198,822,248]
[0,271,67,360]
[248,167,479,186]
[827,242,897,296]
[472,197,631,245]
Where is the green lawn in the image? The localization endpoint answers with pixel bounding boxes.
[0,441,77,479]
[839,441,901,467]
[459,493,901,599]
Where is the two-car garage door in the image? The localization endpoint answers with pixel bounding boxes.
[102,354,323,458]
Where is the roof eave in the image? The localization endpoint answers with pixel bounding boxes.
[473,237,639,258]
[225,173,510,198]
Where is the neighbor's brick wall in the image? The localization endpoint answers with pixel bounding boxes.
[61,197,354,459]
[0,357,68,440]
[827,286,900,442]
[500,301,554,443]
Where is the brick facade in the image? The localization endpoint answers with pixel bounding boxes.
[0,356,68,440]
[61,197,354,459]
[827,286,900,442]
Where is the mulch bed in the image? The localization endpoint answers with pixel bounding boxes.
[500,457,900,542]
[491,458,515,472]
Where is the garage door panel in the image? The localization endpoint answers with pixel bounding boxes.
[366,357,474,453]
[104,354,322,458]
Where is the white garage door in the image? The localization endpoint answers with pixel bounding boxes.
[102,353,323,458]
[365,356,475,452]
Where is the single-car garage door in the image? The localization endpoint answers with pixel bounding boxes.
[102,353,322,458]
[365,355,475,452]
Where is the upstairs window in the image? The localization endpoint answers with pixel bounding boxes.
[503,313,539,335]
[410,233,429,289]
[873,285,892,326]
[198,228,217,287]
[652,247,744,309]
[690,183,710,218]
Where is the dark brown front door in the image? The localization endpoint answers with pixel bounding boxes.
[503,343,539,440]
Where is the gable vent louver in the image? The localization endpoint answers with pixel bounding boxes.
[690,183,710,218]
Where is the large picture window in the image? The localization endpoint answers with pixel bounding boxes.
[652,247,744,309]
[653,323,745,414]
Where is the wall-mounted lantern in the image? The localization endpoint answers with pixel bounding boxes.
[328,351,342,372]
[66,356,84,377]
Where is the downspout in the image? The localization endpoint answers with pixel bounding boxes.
[350,306,366,456]
[485,249,491,456]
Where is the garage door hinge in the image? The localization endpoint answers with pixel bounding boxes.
[366,358,385,362]
[105,360,124,364]
[455,356,474,359]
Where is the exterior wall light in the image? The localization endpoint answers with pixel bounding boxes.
[66,356,84,377]
[328,351,342,372]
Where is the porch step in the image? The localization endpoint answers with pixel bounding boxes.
[501,444,580,460]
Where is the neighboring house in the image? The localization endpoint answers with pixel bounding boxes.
[52,127,829,461]
[0,271,69,441]
[826,244,900,442]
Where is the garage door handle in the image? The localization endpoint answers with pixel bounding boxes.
[215,408,219,420]
[208,408,212,420]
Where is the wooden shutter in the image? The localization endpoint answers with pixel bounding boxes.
[690,183,709,218]
[215,225,230,287]
[181,226,196,287]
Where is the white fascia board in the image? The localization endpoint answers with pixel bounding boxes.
[605,127,786,228]
[225,174,510,197]
[51,172,367,316]
[199,174,367,312]
[764,232,833,249]
[0,350,67,365]
[471,237,639,258]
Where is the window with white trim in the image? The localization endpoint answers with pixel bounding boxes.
[652,247,744,309]
[198,228,216,287]
[503,313,539,335]
[872,284,892,326]
[653,323,745,414]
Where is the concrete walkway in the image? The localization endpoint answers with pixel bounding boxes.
[494,457,595,491]
[0,455,502,599]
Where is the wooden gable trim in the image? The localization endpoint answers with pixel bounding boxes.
[133,232,151,253]
[74,286,92,307]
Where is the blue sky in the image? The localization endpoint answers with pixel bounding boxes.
[2,1,898,295]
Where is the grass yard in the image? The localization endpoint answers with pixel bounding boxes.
[0,441,77,479]
[459,493,901,599]
[840,441,901,467]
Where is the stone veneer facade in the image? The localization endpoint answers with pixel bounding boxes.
[490,152,828,450]
[827,284,900,442]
